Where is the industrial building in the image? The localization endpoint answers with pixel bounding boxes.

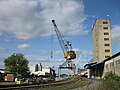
[85,18,120,78]
[103,52,120,77]
[0,69,5,81]
[29,63,56,80]
[92,19,112,62]
[85,52,120,78]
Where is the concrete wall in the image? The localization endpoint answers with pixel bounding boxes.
[42,66,50,73]
[103,54,120,77]
[29,65,35,73]
[92,19,112,62]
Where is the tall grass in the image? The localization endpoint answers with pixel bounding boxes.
[98,72,120,90]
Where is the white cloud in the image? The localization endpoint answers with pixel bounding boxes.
[29,58,64,63]
[35,49,62,56]
[111,25,120,42]
[73,48,93,56]
[41,48,92,56]
[17,44,30,50]
[55,50,63,55]
[0,47,6,52]
[0,0,86,40]
[35,49,50,55]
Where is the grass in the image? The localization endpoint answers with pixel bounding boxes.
[96,72,120,90]
[34,72,120,90]
[39,78,92,90]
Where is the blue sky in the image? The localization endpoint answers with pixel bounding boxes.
[0,0,120,70]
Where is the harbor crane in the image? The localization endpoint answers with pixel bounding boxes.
[52,20,76,61]
[52,20,76,79]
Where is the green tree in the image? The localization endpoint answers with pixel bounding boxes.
[4,53,29,78]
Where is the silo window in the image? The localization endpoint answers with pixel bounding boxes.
[103,21,108,24]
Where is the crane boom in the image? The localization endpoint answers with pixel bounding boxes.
[52,20,76,60]
[52,20,66,53]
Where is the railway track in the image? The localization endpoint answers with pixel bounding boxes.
[0,77,80,90]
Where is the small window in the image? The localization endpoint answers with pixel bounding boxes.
[105,56,110,58]
[103,21,108,24]
[103,27,108,29]
[115,61,118,65]
[104,38,109,41]
[96,50,98,52]
[104,32,109,35]
[118,60,120,64]
[104,44,110,46]
[112,62,114,67]
[105,49,110,52]
[106,64,108,69]
[110,62,114,68]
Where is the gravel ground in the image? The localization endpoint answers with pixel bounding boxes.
[71,79,101,90]
[0,82,15,85]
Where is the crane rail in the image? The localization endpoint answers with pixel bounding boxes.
[0,76,81,90]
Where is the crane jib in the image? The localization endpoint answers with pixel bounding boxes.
[52,20,76,60]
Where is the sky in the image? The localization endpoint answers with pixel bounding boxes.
[0,0,120,71]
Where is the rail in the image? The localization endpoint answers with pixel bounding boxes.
[0,76,81,90]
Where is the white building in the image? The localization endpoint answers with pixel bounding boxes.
[29,64,56,80]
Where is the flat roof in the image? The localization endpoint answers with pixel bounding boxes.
[104,52,120,62]
[84,51,120,69]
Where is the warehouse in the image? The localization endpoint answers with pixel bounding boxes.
[85,52,120,79]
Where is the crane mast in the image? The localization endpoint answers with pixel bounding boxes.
[52,20,76,60]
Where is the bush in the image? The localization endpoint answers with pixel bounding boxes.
[100,72,120,90]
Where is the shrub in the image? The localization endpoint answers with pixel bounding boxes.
[101,71,120,90]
